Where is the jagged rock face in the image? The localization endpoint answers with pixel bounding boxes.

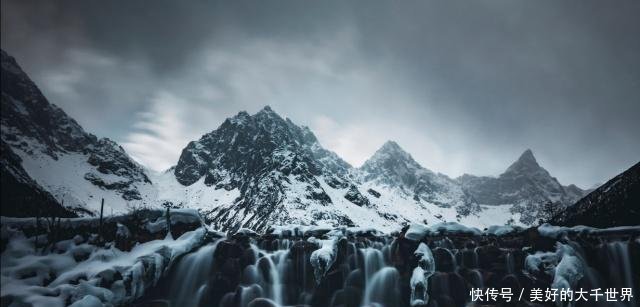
[552,162,640,227]
[174,107,361,231]
[177,107,319,186]
[1,49,152,215]
[458,150,584,207]
[358,141,469,207]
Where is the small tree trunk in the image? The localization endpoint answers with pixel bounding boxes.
[35,208,40,252]
[99,198,104,245]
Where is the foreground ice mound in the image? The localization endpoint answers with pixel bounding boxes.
[411,243,436,306]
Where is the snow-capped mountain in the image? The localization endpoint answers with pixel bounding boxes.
[551,161,639,228]
[457,149,586,224]
[168,108,524,231]
[1,48,593,230]
[357,141,471,208]
[0,49,154,215]
[169,106,376,230]
[458,149,583,206]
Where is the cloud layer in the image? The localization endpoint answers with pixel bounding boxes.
[2,0,639,188]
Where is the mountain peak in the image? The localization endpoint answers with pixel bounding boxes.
[519,149,536,163]
[371,140,414,162]
[505,149,540,173]
[257,105,277,115]
[361,140,423,175]
[380,140,403,152]
[255,105,285,122]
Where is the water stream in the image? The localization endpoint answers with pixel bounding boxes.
[140,230,639,307]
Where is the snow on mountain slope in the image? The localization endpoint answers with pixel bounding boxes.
[0,139,74,217]
[352,141,518,228]
[169,107,521,231]
[457,149,586,224]
[15,149,156,213]
[357,141,470,208]
[1,49,154,215]
[1,47,589,228]
[150,167,240,211]
[172,107,366,231]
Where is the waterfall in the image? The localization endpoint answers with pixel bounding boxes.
[362,248,385,283]
[143,227,639,307]
[255,248,288,305]
[363,267,401,306]
[604,241,637,307]
[506,251,515,274]
[238,284,263,307]
[167,241,220,307]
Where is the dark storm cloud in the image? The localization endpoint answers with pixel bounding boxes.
[2,0,639,187]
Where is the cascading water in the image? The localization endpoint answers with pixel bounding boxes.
[363,267,401,307]
[251,243,290,305]
[139,227,639,307]
[603,241,637,307]
[362,248,385,284]
[505,251,515,275]
[167,241,220,307]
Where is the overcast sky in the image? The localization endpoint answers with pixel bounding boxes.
[2,0,639,188]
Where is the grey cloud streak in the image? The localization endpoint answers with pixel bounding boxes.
[2,0,639,188]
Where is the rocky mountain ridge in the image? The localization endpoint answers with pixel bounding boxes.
[551,162,639,227]
[2,48,612,230]
[457,149,584,207]
[170,106,588,230]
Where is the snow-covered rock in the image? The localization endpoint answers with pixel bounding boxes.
[309,238,337,284]
[485,225,524,236]
[0,226,207,306]
[405,222,482,241]
[410,242,436,305]
[537,223,640,239]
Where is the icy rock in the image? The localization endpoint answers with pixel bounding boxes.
[235,228,258,236]
[405,222,482,241]
[485,225,524,236]
[146,209,204,234]
[551,244,585,294]
[414,243,436,273]
[267,225,331,237]
[538,223,640,239]
[410,267,428,306]
[524,251,558,275]
[411,243,435,306]
[405,223,429,241]
[427,222,482,236]
[523,242,585,297]
[116,223,130,238]
[68,295,103,307]
[310,238,337,284]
